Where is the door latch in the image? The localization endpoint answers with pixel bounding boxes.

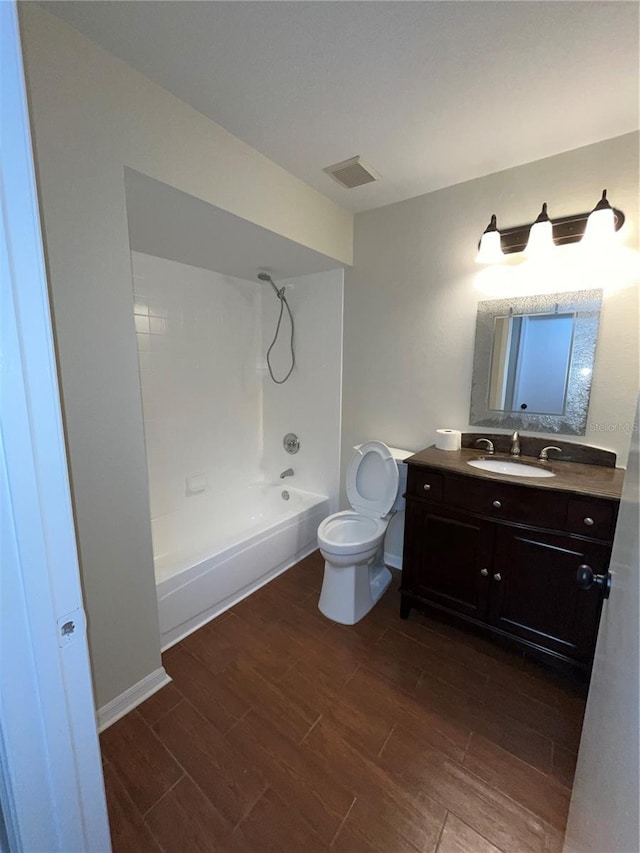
[576,564,612,599]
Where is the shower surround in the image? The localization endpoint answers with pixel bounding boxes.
[132,252,343,646]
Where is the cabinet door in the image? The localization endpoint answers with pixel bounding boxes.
[489,526,608,663]
[403,500,494,619]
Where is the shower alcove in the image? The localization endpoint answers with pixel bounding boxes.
[125,170,344,647]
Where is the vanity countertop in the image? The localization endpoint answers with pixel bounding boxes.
[407,445,625,500]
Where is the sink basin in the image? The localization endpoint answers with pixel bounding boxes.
[467,458,556,478]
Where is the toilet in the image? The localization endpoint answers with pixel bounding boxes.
[317,441,411,625]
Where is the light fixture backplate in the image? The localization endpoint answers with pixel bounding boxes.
[492,208,625,255]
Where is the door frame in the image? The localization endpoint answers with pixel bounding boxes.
[1,2,111,848]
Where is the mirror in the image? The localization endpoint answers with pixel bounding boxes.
[470,289,602,435]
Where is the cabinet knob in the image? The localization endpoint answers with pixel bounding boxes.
[492,500,502,509]
[423,483,431,492]
[583,517,594,526]
[480,568,489,576]
[493,573,502,582]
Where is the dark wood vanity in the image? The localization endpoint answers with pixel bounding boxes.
[400,441,625,675]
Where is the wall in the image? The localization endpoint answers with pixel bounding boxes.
[342,133,639,494]
[132,252,263,528]
[19,4,352,709]
[262,270,344,511]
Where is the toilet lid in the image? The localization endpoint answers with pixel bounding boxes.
[346,441,399,519]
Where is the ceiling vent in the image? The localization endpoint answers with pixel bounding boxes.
[323,156,380,189]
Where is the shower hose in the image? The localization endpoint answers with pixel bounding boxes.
[266,286,295,384]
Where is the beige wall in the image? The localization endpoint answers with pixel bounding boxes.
[343,133,639,489]
[19,5,352,708]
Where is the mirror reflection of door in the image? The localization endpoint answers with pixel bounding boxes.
[489,313,575,415]
[471,289,601,435]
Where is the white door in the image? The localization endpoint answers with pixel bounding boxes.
[563,397,640,852]
[0,2,111,849]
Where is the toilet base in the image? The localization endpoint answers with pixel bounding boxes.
[318,552,392,625]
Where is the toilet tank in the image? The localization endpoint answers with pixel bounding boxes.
[388,447,412,511]
[384,446,413,571]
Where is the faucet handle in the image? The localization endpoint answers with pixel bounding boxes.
[539,446,562,461]
[475,438,495,455]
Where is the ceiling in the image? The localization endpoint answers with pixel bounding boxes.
[45,1,639,214]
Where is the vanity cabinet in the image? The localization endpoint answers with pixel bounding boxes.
[401,458,621,672]
[402,501,493,621]
[488,526,609,664]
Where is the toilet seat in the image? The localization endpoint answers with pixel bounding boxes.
[317,510,387,556]
[345,441,399,519]
[318,441,399,557]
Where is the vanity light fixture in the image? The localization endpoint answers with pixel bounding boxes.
[475,190,625,262]
[524,202,555,259]
[475,214,505,264]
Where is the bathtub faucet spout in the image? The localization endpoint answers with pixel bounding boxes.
[280,468,294,479]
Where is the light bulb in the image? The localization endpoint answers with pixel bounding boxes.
[475,214,505,264]
[582,190,617,250]
[525,202,555,259]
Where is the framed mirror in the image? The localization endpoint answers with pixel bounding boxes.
[469,289,602,435]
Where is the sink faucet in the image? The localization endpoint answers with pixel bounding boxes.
[510,431,521,457]
[539,445,562,462]
[475,438,494,455]
[280,468,294,479]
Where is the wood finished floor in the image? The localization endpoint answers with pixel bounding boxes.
[102,551,587,853]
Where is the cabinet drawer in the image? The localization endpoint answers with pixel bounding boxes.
[444,474,567,528]
[407,467,444,502]
[566,496,617,540]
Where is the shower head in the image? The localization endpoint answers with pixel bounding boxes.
[258,271,281,298]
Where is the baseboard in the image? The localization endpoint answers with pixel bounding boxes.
[384,551,402,570]
[97,666,172,732]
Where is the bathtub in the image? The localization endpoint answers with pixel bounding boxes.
[154,483,330,648]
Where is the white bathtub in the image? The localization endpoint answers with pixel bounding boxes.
[154,484,330,648]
